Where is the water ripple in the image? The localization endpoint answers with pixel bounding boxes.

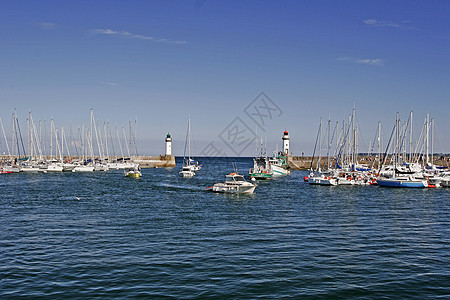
[1,158,449,298]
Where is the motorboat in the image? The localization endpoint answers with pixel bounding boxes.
[125,166,142,179]
[207,172,257,194]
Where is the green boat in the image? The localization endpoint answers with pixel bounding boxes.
[249,157,273,180]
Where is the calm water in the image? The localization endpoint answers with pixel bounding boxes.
[1,157,449,298]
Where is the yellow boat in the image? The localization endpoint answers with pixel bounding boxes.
[125,167,142,179]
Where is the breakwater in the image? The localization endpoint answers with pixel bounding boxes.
[287,155,450,170]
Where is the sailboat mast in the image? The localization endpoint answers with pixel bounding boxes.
[0,117,11,157]
[431,118,434,165]
[188,117,191,161]
[316,117,322,171]
[326,118,330,170]
[134,118,138,157]
[50,119,53,160]
[409,111,413,162]
[116,124,124,158]
[104,122,109,160]
[377,121,381,169]
[426,113,430,164]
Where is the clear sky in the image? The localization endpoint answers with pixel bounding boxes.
[1,0,449,156]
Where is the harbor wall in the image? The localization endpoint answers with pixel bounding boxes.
[287,155,450,170]
[133,155,176,168]
[287,156,385,170]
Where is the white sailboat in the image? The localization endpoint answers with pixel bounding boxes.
[179,116,201,177]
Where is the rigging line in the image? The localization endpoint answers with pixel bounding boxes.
[16,117,26,158]
[354,113,368,156]
[310,118,321,170]
[0,117,11,156]
[433,125,449,168]
[183,117,189,159]
[380,121,396,173]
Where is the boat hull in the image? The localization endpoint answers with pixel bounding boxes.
[271,165,289,177]
[72,166,95,172]
[211,183,256,194]
[125,172,141,179]
[308,177,337,186]
[249,172,272,180]
[377,178,428,188]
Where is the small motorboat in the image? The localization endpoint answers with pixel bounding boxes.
[207,172,257,194]
[125,166,142,179]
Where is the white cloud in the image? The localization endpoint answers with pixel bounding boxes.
[337,57,385,66]
[100,81,117,87]
[362,19,416,30]
[37,22,56,29]
[91,28,187,44]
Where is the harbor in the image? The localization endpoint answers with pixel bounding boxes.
[1,109,448,188]
[1,1,449,298]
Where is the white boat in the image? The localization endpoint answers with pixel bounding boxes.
[208,172,257,194]
[187,158,202,172]
[429,171,450,188]
[179,166,195,178]
[20,164,41,173]
[107,161,136,170]
[94,163,109,172]
[442,177,450,187]
[19,160,44,173]
[72,164,95,172]
[269,155,290,177]
[62,162,76,172]
[308,173,338,186]
[180,116,201,177]
[2,165,21,173]
[46,162,64,172]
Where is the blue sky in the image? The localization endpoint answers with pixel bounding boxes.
[1,0,449,156]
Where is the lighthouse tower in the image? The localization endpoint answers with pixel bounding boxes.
[282,130,290,155]
[165,133,172,156]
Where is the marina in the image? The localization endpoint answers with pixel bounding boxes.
[1,1,449,298]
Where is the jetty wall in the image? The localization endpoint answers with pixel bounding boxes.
[133,155,176,168]
[287,155,450,170]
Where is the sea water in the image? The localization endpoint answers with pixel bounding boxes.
[1,157,448,298]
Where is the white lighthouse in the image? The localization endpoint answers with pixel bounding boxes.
[282,130,290,155]
[165,133,172,156]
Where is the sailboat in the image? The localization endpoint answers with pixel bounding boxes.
[377,112,428,188]
[308,118,337,185]
[179,116,201,177]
